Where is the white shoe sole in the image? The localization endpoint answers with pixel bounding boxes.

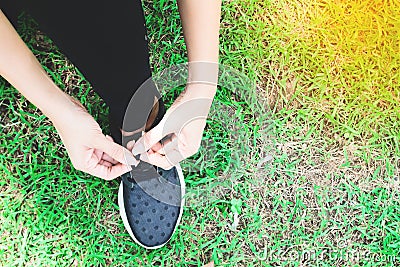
[118,164,185,250]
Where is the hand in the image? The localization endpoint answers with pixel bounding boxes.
[51,96,138,180]
[132,84,215,169]
[0,11,137,179]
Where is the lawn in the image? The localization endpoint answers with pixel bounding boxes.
[1,0,399,266]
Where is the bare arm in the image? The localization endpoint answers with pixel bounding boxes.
[0,10,135,179]
[177,0,221,62]
[0,9,73,121]
[132,1,222,168]
[177,0,222,97]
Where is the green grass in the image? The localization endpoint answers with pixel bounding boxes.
[1,0,400,266]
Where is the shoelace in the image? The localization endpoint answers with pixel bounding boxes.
[121,164,181,206]
[122,163,175,188]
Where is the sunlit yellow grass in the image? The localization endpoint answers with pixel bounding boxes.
[252,0,400,146]
[304,0,399,88]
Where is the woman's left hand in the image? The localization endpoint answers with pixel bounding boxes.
[131,84,216,169]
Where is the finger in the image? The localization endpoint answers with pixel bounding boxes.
[126,140,135,151]
[150,141,163,153]
[148,147,156,155]
[85,151,119,170]
[104,135,122,163]
[140,152,172,169]
[86,151,132,179]
[140,148,183,169]
[158,135,179,155]
[150,134,174,154]
[101,153,119,165]
[94,135,139,166]
[99,159,113,167]
[93,148,104,162]
[91,150,118,165]
[132,122,168,155]
[89,163,132,180]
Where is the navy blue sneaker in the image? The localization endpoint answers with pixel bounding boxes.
[118,160,185,249]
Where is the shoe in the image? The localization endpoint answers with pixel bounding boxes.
[118,159,185,249]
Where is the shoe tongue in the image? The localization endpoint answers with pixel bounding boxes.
[126,162,177,184]
[130,161,159,182]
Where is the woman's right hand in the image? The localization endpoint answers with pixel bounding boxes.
[50,96,138,180]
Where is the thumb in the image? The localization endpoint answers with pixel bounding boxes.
[132,123,167,156]
[94,135,139,166]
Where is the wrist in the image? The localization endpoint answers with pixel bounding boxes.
[41,89,80,123]
[187,61,219,87]
[184,83,217,99]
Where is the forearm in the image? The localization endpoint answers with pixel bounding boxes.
[177,0,221,63]
[0,10,73,122]
[177,0,221,97]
